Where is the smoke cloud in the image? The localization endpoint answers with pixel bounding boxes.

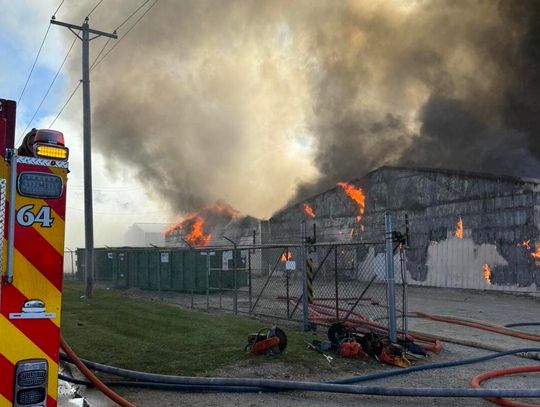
[62,0,540,218]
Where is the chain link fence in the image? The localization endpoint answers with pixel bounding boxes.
[74,213,408,338]
[237,241,405,335]
[63,249,78,281]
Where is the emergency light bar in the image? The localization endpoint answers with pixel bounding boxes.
[18,129,69,160]
[34,144,69,159]
[33,129,69,160]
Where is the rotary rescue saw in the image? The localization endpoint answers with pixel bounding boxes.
[245,326,288,354]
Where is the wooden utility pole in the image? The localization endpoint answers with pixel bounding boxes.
[51,17,117,297]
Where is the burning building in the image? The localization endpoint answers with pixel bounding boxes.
[159,165,540,291]
[267,166,540,292]
[164,204,261,247]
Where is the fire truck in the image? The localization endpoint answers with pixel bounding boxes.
[0,99,69,407]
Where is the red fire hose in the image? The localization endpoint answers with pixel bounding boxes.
[60,336,137,407]
[413,312,540,343]
[471,365,540,407]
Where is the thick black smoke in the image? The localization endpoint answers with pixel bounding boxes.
[293,0,540,201]
[62,0,540,217]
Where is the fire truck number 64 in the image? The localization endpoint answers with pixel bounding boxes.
[16,204,54,227]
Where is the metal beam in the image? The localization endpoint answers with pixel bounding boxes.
[50,19,118,39]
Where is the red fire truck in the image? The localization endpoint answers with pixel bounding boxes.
[0,99,69,407]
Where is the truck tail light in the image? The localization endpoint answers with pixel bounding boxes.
[14,359,48,406]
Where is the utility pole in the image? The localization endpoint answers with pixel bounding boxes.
[51,17,117,298]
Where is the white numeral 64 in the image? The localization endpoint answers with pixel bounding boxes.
[16,205,54,228]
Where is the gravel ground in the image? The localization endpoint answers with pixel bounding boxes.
[63,286,540,407]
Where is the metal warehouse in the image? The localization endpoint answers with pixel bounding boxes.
[266,166,540,292]
[78,166,540,293]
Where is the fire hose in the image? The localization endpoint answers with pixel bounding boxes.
[412,312,540,342]
[60,347,540,400]
[471,365,540,407]
[412,312,540,343]
[60,336,137,407]
[505,322,540,329]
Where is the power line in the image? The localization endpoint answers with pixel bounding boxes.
[49,82,81,127]
[17,24,51,105]
[89,37,112,70]
[115,0,152,31]
[17,0,65,105]
[53,0,65,17]
[46,0,159,125]
[17,36,78,144]
[86,0,104,18]
[92,0,160,70]
[67,206,167,215]
[69,185,143,191]
[87,0,153,69]
[47,28,113,127]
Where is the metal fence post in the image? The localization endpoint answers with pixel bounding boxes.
[385,211,397,343]
[223,236,238,315]
[402,213,410,341]
[233,245,238,315]
[158,250,163,300]
[150,244,162,301]
[219,260,223,310]
[248,249,252,314]
[70,249,75,280]
[286,246,290,319]
[400,246,408,341]
[334,246,339,321]
[157,251,162,300]
[205,252,210,310]
[301,221,310,330]
[190,249,195,309]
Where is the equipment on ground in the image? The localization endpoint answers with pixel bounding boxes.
[327,323,415,367]
[306,341,334,363]
[245,326,287,354]
[339,340,367,359]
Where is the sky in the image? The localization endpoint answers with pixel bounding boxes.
[0,0,174,248]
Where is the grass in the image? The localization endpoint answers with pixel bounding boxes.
[61,282,326,376]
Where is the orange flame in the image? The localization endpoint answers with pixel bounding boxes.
[532,245,540,264]
[281,251,293,262]
[337,182,366,223]
[518,240,531,250]
[303,203,315,218]
[165,214,212,246]
[483,263,491,285]
[455,217,463,239]
[185,216,212,246]
[164,203,238,246]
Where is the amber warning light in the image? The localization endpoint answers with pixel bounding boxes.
[19,129,69,160]
[33,129,68,159]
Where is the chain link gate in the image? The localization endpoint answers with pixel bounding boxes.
[246,241,404,334]
[237,213,405,338]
